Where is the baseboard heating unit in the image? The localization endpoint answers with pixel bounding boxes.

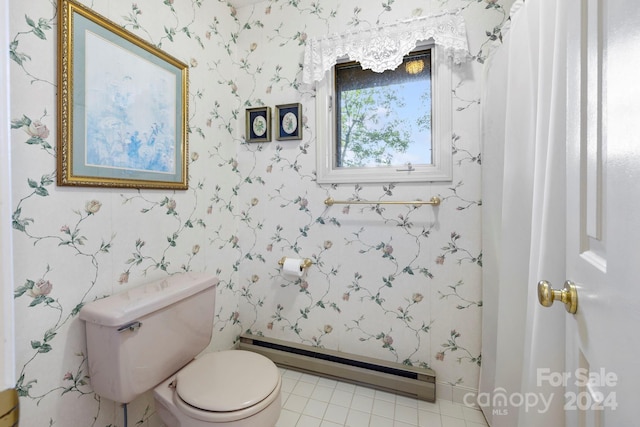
[238,334,436,402]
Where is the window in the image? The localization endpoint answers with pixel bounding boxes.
[316,43,452,184]
[335,49,432,168]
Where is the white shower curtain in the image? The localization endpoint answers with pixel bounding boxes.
[480,1,567,426]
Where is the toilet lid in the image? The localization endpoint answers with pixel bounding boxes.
[175,350,279,412]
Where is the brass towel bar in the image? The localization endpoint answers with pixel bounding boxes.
[324,196,441,207]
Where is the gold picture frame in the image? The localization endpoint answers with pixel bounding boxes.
[275,103,302,141]
[57,0,189,189]
[245,107,272,143]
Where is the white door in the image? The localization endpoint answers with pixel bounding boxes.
[0,0,15,391]
[558,0,640,425]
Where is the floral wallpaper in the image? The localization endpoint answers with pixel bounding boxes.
[8,0,512,425]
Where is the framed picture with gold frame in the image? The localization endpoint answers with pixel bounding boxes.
[275,103,302,141]
[57,0,189,189]
[245,107,272,143]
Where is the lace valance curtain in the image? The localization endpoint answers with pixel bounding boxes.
[302,10,470,84]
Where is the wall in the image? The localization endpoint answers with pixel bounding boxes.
[8,0,513,425]
[9,0,239,425]
[233,0,513,404]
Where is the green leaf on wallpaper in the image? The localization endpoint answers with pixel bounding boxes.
[11,114,31,128]
[374,293,385,305]
[34,186,49,197]
[25,14,35,28]
[100,240,112,253]
[25,15,47,40]
[41,174,54,186]
[15,373,35,397]
[32,27,46,40]
[403,266,414,275]
[382,276,394,287]
[9,46,30,66]
[164,26,174,41]
[31,340,52,353]
[195,35,204,49]
[419,268,434,279]
[44,330,56,342]
[29,295,54,307]
[12,208,33,232]
[71,303,84,317]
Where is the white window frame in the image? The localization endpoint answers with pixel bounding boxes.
[315,42,452,184]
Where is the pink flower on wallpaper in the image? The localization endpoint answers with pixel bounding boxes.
[30,279,52,298]
[26,120,50,139]
[383,335,393,346]
[84,200,102,215]
[118,272,129,284]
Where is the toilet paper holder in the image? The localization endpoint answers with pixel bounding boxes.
[278,257,313,270]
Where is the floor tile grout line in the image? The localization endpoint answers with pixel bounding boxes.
[276,369,489,427]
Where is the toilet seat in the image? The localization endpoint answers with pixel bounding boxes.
[173,350,281,423]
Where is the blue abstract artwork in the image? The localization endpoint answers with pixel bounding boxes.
[84,31,176,174]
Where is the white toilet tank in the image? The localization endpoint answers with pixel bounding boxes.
[79,272,218,404]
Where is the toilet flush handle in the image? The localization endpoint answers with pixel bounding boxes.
[117,321,142,333]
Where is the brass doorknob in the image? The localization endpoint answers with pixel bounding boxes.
[537,280,578,314]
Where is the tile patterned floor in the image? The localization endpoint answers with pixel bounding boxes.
[276,369,489,427]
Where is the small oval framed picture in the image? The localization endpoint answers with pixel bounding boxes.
[246,106,271,143]
[275,103,302,141]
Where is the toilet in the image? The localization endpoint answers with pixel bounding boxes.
[79,273,282,427]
